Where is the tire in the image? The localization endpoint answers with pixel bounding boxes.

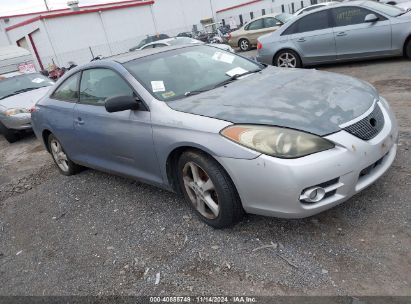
[177,150,243,228]
[405,39,411,59]
[0,122,19,143]
[274,49,302,68]
[48,133,80,176]
[238,39,251,52]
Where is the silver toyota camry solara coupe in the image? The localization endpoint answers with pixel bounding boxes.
[31,45,398,228]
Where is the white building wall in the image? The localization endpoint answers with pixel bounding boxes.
[44,14,109,66]
[216,0,312,26]
[151,0,214,35]
[101,5,156,53]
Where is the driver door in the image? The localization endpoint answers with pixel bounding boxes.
[73,68,162,184]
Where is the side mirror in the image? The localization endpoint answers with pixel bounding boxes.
[364,14,379,23]
[105,95,140,113]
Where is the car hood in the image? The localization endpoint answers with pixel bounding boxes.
[167,67,378,136]
[0,86,51,110]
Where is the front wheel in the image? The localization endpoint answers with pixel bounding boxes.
[48,134,81,176]
[274,50,302,68]
[0,122,19,143]
[177,151,243,228]
[238,39,251,52]
[405,39,411,59]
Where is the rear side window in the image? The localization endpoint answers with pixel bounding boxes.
[79,68,134,106]
[264,17,278,28]
[332,7,383,27]
[141,44,155,50]
[283,10,330,34]
[51,72,80,101]
[245,19,264,30]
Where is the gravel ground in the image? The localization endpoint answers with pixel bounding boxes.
[0,57,410,296]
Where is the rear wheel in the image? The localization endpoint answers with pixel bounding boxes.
[405,39,411,59]
[0,122,19,143]
[239,39,251,52]
[48,133,80,176]
[274,49,302,68]
[177,151,243,228]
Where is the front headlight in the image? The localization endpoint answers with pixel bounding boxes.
[221,125,335,158]
[4,108,29,116]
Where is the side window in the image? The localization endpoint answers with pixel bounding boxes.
[153,43,167,48]
[141,44,154,50]
[264,17,278,28]
[282,22,298,35]
[51,73,80,101]
[295,10,330,33]
[332,7,383,27]
[245,18,264,30]
[79,69,134,106]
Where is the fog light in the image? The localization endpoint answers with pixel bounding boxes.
[302,187,326,203]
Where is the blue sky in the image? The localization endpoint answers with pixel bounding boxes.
[0,0,126,16]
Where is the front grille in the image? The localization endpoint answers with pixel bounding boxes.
[343,103,384,141]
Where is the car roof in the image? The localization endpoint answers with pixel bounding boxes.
[109,44,199,63]
[292,0,368,16]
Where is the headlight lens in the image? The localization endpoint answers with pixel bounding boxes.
[221,125,335,158]
[4,108,29,116]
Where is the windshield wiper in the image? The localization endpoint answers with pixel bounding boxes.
[184,69,262,97]
[0,87,43,100]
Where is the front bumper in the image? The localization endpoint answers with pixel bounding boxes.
[0,113,31,130]
[215,101,398,218]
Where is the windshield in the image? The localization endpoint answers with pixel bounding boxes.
[0,73,53,100]
[124,45,262,101]
[275,13,294,24]
[362,1,405,16]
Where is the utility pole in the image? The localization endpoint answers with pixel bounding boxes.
[209,0,216,22]
[44,0,50,11]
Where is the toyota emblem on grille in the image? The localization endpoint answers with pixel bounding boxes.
[369,117,377,127]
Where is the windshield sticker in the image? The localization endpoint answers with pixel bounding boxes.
[162,91,176,99]
[212,52,235,64]
[151,81,166,92]
[226,67,248,77]
[32,78,45,83]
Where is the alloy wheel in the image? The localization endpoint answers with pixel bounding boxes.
[277,52,297,68]
[240,40,249,51]
[50,138,69,172]
[182,161,220,219]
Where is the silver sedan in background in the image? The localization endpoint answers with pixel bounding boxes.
[256,1,411,67]
[0,73,53,142]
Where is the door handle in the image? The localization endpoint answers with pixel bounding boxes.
[75,118,85,125]
[336,32,347,37]
[297,38,306,42]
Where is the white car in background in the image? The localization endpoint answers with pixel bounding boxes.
[137,37,235,53]
[0,72,54,143]
[294,1,339,15]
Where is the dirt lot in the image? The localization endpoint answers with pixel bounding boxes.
[0,57,410,296]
